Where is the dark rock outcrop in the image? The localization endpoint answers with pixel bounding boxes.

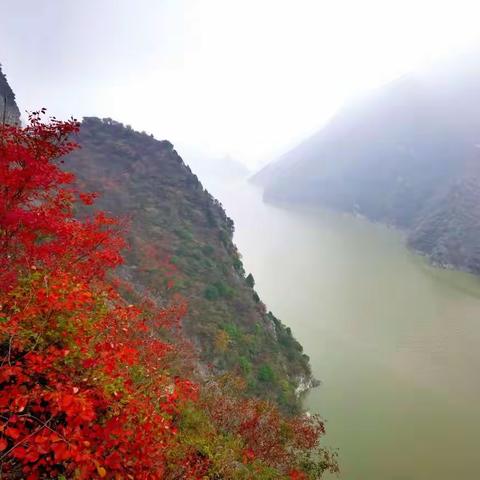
[0,65,20,125]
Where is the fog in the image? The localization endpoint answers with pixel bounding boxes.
[2,0,480,168]
[4,4,480,479]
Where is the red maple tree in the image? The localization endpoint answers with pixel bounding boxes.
[0,112,337,479]
[0,112,202,479]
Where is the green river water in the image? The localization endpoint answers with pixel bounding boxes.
[213,181,480,480]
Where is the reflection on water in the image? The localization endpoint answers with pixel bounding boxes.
[210,180,480,480]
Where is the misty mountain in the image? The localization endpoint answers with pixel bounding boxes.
[182,150,250,188]
[254,54,480,273]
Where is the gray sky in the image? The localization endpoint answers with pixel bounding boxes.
[2,0,480,168]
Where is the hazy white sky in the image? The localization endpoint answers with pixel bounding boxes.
[2,0,480,168]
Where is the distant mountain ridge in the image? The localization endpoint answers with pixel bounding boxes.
[182,150,250,187]
[254,53,480,273]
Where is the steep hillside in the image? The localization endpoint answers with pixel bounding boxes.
[0,108,337,480]
[67,117,313,412]
[0,61,314,411]
[408,158,480,270]
[254,54,480,273]
[0,65,20,125]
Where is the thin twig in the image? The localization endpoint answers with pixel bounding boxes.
[0,416,52,462]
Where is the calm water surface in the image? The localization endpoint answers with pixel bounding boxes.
[212,180,480,480]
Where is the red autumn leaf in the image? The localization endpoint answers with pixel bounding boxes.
[0,437,7,452]
[5,426,20,440]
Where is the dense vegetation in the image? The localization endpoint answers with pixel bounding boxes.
[66,117,314,412]
[253,54,480,274]
[0,112,338,478]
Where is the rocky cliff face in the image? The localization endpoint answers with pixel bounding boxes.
[254,53,480,274]
[0,65,20,125]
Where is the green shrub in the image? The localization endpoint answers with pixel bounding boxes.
[224,322,240,340]
[232,257,244,273]
[204,285,220,300]
[204,281,234,301]
[201,244,215,256]
[214,281,234,298]
[175,227,193,241]
[238,356,252,374]
[258,364,275,383]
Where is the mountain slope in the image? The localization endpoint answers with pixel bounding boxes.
[254,54,480,273]
[0,62,314,411]
[408,158,480,271]
[66,117,313,412]
[0,78,338,479]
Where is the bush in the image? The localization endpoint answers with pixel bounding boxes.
[239,356,252,374]
[201,244,215,256]
[224,322,240,340]
[204,284,220,300]
[175,227,193,241]
[258,364,275,383]
[214,280,234,298]
[233,256,244,273]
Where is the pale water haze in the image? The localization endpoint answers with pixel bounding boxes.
[2,0,480,168]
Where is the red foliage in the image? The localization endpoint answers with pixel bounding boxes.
[0,112,336,479]
[0,113,204,479]
[203,380,331,474]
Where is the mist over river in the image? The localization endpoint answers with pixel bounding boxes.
[208,180,480,480]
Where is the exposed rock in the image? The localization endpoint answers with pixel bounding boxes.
[0,65,20,125]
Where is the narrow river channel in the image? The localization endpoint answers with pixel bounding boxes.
[213,180,480,480]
